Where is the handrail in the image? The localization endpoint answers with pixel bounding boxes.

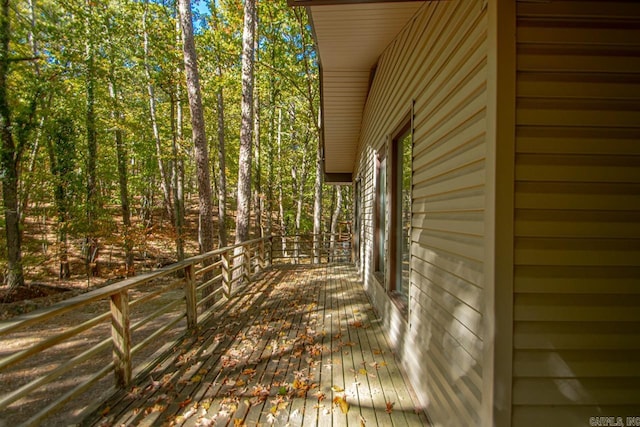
[0,232,352,426]
[0,236,273,426]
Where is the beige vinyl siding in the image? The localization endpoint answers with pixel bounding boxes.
[354,2,489,425]
[513,1,640,425]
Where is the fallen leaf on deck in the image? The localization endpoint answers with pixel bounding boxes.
[386,401,395,414]
[191,375,202,383]
[333,395,349,414]
[179,397,192,408]
[233,419,245,426]
[100,406,110,416]
[331,385,344,392]
[358,368,368,375]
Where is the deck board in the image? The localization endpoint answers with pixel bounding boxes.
[82,264,427,426]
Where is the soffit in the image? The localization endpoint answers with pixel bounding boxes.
[306,1,424,176]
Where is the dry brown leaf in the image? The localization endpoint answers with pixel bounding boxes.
[385,401,395,414]
[333,395,349,414]
[179,397,192,408]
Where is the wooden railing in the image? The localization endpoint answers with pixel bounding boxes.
[271,232,353,264]
[0,235,352,425]
[0,236,272,426]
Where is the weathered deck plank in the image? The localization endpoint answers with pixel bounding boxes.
[82,264,427,426]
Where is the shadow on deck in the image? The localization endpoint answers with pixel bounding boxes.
[82,264,427,426]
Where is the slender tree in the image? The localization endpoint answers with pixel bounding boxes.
[177,0,214,255]
[143,1,174,223]
[234,0,256,250]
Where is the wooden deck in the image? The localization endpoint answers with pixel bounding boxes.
[82,264,427,426]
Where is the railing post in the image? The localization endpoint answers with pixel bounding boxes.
[222,249,231,299]
[259,238,265,270]
[184,264,197,329]
[267,236,273,266]
[243,244,251,284]
[110,290,131,389]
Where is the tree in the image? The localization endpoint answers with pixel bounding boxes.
[234,0,256,249]
[177,0,215,255]
[46,116,76,278]
[0,0,24,288]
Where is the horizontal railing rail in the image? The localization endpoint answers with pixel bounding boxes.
[0,233,352,426]
[0,236,272,426]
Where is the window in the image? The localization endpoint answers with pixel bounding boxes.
[390,125,412,304]
[374,150,387,276]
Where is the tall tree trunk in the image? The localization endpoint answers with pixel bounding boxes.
[173,16,185,261]
[253,13,262,239]
[312,128,322,263]
[18,0,43,225]
[234,0,256,280]
[294,6,323,264]
[293,151,309,264]
[216,85,227,247]
[212,0,227,248]
[85,0,99,279]
[330,185,343,262]
[177,0,215,256]
[108,75,134,276]
[0,0,24,288]
[46,118,74,279]
[143,2,173,223]
[277,108,287,258]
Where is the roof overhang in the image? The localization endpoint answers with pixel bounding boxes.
[289,0,424,184]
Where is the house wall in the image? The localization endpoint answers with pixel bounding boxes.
[512,1,640,425]
[354,2,490,425]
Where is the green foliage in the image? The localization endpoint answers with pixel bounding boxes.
[2,0,341,280]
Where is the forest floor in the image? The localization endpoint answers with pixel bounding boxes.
[0,201,204,321]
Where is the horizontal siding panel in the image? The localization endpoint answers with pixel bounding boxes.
[517,97,640,127]
[413,212,484,237]
[413,162,485,198]
[513,406,640,427]
[514,266,640,294]
[414,138,486,185]
[414,229,484,263]
[514,293,640,322]
[514,350,640,378]
[517,1,640,19]
[515,210,640,238]
[513,378,640,406]
[515,157,640,183]
[515,182,640,211]
[516,126,640,155]
[517,45,640,74]
[517,72,640,100]
[514,321,640,350]
[515,238,640,266]
[413,185,484,213]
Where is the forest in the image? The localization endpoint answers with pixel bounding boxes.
[0,0,352,296]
